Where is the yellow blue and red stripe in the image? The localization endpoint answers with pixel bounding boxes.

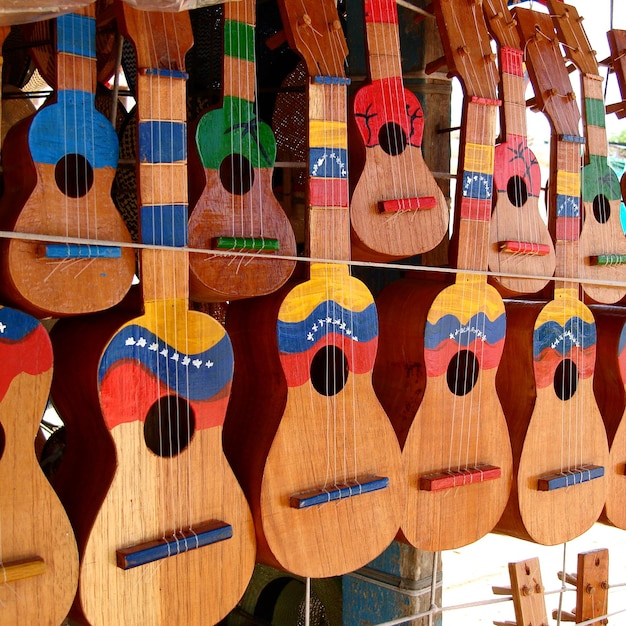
[459,142,494,221]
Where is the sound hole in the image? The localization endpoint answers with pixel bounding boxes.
[310,345,348,396]
[446,349,479,396]
[554,358,578,401]
[378,122,407,157]
[144,395,195,457]
[592,194,610,224]
[506,175,528,208]
[220,154,255,195]
[55,153,94,198]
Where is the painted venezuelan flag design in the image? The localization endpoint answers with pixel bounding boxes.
[353,78,424,149]
[459,141,494,221]
[309,84,349,208]
[29,13,118,170]
[532,289,596,389]
[0,306,52,402]
[277,264,378,387]
[98,317,233,430]
[423,278,506,377]
[555,153,582,241]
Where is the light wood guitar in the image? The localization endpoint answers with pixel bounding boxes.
[0,304,79,625]
[223,0,406,578]
[547,1,626,304]
[78,7,255,625]
[0,6,135,318]
[188,0,296,302]
[482,0,555,295]
[495,6,609,545]
[374,0,512,552]
[348,0,448,262]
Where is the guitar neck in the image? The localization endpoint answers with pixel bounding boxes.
[307,77,351,262]
[363,0,402,81]
[455,97,499,273]
[498,46,527,143]
[223,0,256,103]
[56,7,97,94]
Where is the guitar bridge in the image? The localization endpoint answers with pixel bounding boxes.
[1,557,46,584]
[499,241,551,256]
[378,197,437,213]
[42,243,122,259]
[116,520,233,570]
[590,254,626,266]
[419,464,502,492]
[212,237,279,252]
[289,475,389,509]
[536,465,604,491]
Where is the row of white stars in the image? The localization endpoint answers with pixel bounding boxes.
[306,316,358,343]
[124,335,214,369]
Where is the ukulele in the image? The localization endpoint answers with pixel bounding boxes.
[79,7,255,625]
[546,1,626,304]
[187,0,296,302]
[0,6,135,318]
[348,0,448,262]
[374,0,512,552]
[482,0,555,295]
[0,305,79,625]
[495,6,608,545]
[222,0,406,578]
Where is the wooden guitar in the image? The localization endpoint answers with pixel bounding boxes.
[546,1,626,304]
[187,0,296,302]
[222,0,406,578]
[79,7,255,625]
[374,0,512,552]
[0,6,135,318]
[348,0,448,262]
[495,6,609,545]
[482,0,555,295]
[607,30,626,206]
[0,305,79,625]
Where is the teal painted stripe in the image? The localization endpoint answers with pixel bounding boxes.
[57,13,96,58]
[224,20,255,63]
[585,97,606,128]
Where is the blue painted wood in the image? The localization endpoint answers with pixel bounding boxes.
[138,121,187,164]
[537,465,605,491]
[144,68,189,80]
[313,75,352,86]
[57,13,96,58]
[289,476,388,509]
[116,521,233,570]
[45,244,122,259]
[140,204,188,247]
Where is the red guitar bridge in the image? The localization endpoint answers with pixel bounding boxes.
[378,196,437,213]
[419,464,502,492]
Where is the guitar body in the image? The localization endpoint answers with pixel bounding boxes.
[188,0,296,302]
[591,305,626,529]
[79,301,255,626]
[225,263,405,578]
[378,275,511,551]
[350,78,448,261]
[497,294,608,544]
[489,134,555,294]
[0,10,134,318]
[0,306,78,625]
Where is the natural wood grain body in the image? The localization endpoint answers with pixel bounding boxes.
[188,168,297,301]
[80,422,255,626]
[496,298,609,544]
[0,370,79,625]
[3,161,135,317]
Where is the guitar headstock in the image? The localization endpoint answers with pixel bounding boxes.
[482,0,521,50]
[431,0,498,101]
[608,29,626,116]
[546,1,599,76]
[513,6,580,137]
[278,0,348,78]
[116,2,193,72]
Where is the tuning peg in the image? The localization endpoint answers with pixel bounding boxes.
[425,55,448,75]
[552,609,577,622]
[558,571,578,586]
[493,621,516,626]
[492,586,512,596]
